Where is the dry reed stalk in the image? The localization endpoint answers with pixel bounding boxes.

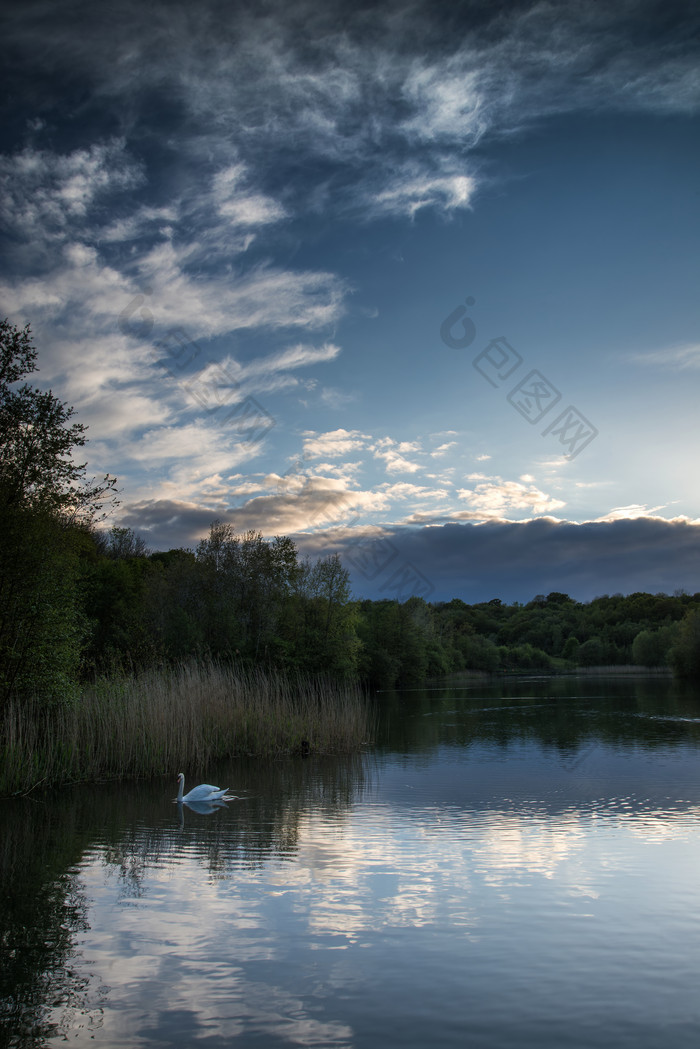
[0,661,373,795]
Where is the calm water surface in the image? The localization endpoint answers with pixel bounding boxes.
[3,675,700,1048]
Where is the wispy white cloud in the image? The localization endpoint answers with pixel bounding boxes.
[400,57,486,143]
[131,240,346,336]
[241,342,342,376]
[3,2,698,247]
[1,0,698,557]
[367,169,477,218]
[211,163,287,227]
[309,460,363,479]
[629,343,700,371]
[162,474,389,538]
[100,204,179,244]
[0,140,143,249]
[595,503,668,522]
[319,386,356,409]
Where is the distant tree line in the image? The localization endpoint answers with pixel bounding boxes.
[355,590,700,688]
[73,534,700,690]
[7,514,699,699]
[2,318,700,713]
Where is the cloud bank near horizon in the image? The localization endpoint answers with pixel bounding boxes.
[305,516,700,604]
[112,501,700,605]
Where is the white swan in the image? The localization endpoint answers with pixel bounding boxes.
[176,772,232,803]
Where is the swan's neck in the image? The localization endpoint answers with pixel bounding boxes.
[177,777,184,801]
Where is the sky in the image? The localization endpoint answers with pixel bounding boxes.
[1,0,699,604]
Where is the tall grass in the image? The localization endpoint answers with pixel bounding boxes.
[0,662,373,796]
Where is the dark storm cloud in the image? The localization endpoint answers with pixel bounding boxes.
[297,517,700,603]
[116,500,218,551]
[111,505,700,605]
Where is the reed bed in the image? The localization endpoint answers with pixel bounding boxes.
[0,662,374,796]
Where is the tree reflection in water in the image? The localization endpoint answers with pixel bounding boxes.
[0,751,371,1044]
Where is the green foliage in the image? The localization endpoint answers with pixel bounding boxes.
[460,634,500,672]
[0,506,84,707]
[497,643,553,671]
[291,554,361,677]
[102,526,149,559]
[0,320,117,711]
[80,551,160,672]
[355,599,435,687]
[349,589,700,688]
[78,524,363,680]
[562,636,580,661]
[578,637,608,666]
[0,319,117,518]
[670,609,700,680]
[632,624,679,667]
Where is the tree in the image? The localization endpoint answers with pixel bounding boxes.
[80,552,159,673]
[577,637,606,667]
[295,554,360,676]
[0,508,86,704]
[102,526,149,559]
[0,320,117,707]
[670,609,700,680]
[562,636,580,662]
[195,524,304,663]
[356,600,403,688]
[144,549,203,661]
[632,624,678,667]
[0,320,117,518]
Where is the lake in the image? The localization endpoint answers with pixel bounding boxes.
[2,674,700,1048]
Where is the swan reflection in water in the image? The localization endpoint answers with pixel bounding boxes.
[182,797,231,814]
[177,798,232,830]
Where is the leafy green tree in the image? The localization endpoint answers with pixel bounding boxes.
[577,637,606,666]
[562,636,580,662]
[145,549,204,661]
[0,320,117,707]
[632,624,679,667]
[0,320,116,517]
[80,553,159,673]
[294,553,360,676]
[545,592,574,605]
[462,634,499,671]
[103,526,149,559]
[356,600,403,688]
[498,643,552,671]
[670,609,700,680]
[0,508,86,704]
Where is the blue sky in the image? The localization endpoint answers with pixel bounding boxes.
[1,0,699,602]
